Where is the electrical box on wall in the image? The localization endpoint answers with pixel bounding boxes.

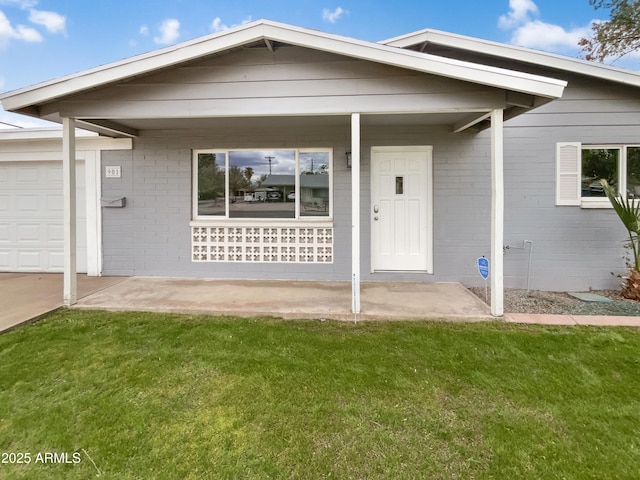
[105,166,121,178]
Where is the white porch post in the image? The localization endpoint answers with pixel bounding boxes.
[62,117,77,305]
[351,113,361,314]
[490,109,504,316]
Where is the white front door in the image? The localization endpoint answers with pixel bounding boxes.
[371,146,432,272]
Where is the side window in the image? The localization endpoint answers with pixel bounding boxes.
[556,143,640,207]
[581,148,619,197]
[627,147,640,198]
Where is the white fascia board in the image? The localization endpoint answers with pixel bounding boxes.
[382,28,640,89]
[1,20,565,113]
[381,29,432,47]
[0,129,132,151]
[0,127,97,140]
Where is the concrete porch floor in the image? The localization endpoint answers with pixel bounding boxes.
[0,273,127,332]
[74,277,493,321]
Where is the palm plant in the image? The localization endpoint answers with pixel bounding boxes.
[602,179,640,299]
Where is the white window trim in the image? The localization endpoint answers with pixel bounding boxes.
[192,148,334,222]
[556,142,640,209]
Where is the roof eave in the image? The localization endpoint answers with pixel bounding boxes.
[0,20,272,111]
[0,20,566,114]
[381,28,640,88]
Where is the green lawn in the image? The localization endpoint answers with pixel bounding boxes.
[1,310,639,479]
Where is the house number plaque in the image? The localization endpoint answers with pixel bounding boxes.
[105,166,121,178]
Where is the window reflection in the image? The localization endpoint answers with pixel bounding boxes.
[581,148,619,197]
[197,152,226,216]
[300,152,330,217]
[627,147,640,198]
[229,150,295,218]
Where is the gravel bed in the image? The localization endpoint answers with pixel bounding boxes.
[468,287,640,316]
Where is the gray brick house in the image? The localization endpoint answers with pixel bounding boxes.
[2,20,639,315]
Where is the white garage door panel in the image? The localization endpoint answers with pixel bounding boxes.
[18,251,44,271]
[0,161,87,273]
[48,223,64,241]
[49,251,64,270]
[16,195,39,212]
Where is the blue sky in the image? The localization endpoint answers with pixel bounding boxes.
[0,0,635,127]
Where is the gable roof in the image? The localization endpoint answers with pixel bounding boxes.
[0,19,565,116]
[382,28,640,89]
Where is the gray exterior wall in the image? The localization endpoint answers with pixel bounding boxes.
[501,73,640,291]
[101,123,497,285]
[416,44,639,290]
[100,46,640,292]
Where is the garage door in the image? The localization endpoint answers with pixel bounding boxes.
[0,161,87,273]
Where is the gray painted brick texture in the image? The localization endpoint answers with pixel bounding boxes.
[100,74,639,291]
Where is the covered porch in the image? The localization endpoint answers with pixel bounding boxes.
[0,20,566,318]
[60,112,509,316]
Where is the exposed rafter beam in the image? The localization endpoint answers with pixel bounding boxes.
[506,91,535,108]
[76,119,139,138]
[474,106,530,132]
[264,39,274,52]
[452,111,491,133]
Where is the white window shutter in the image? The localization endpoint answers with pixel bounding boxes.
[556,142,581,206]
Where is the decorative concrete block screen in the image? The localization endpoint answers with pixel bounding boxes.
[192,226,333,263]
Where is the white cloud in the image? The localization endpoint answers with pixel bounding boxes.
[0,0,38,9]
[211,17,227,32]
[510,20,590,51]
[15,22,39,40]
[322,7,347,24]
[0,3,65,48]
[28,8,65,34]
[139,24,149,36]
[0,9,42,45]
[154,18,180,45]
[498,0,538,29]
[210,16,253,33]
[497,0,593,54]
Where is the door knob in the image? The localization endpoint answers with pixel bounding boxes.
[373,205,379,213]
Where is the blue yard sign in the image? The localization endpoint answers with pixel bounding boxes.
[477,257,489,279]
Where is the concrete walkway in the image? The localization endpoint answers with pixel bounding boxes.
[0,273,126,333]
[3,274,640,333]
[74,277,493,321]
[504,312,640,327]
